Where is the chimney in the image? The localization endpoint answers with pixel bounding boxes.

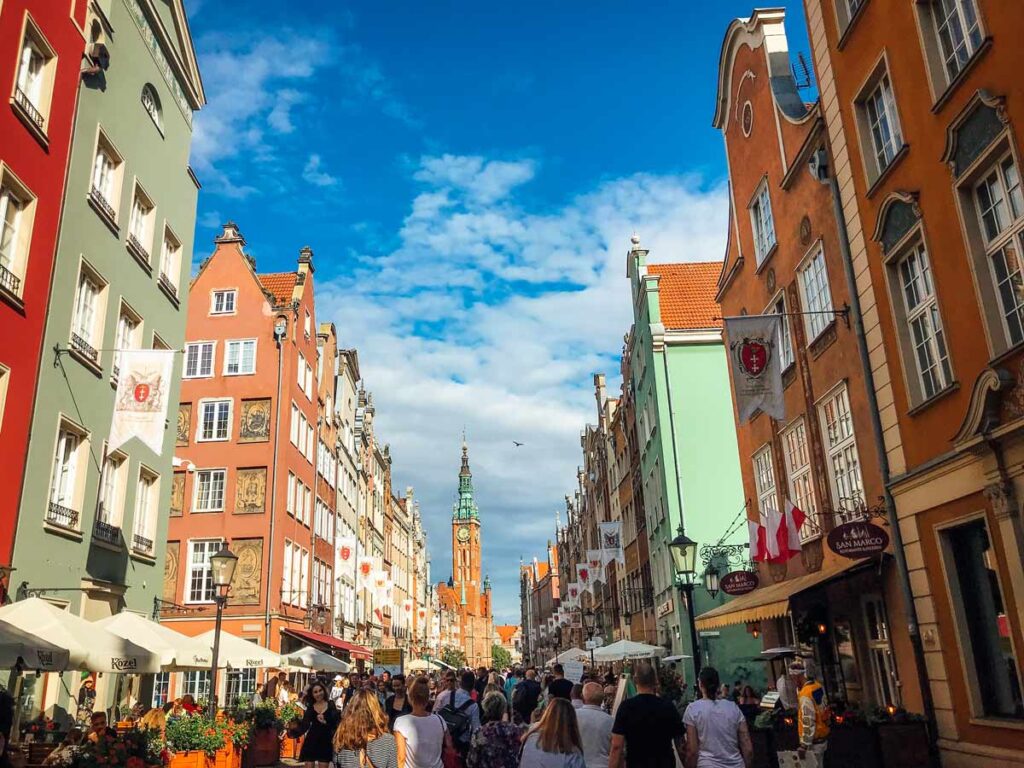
[594,373,607,412]
[298,245,315,274]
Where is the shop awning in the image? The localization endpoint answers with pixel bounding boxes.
[282,627,372,661]
[695,558,872,631]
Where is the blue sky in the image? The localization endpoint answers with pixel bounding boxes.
[184,1,813,624]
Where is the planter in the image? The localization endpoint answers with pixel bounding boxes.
[825,723,879,768]
[279,735,303,760]
[876,722,929,768]
[169,750,211,768]
[249,728,279,768]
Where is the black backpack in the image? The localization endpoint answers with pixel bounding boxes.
[438,697,475,747]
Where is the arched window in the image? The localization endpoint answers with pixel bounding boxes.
[141,84,162,131]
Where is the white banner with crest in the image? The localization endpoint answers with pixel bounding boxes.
[108,349,175,454]
[724,314,785,423]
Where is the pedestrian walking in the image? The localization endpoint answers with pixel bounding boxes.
[330,676,346,707]
[682,667,753,768]
[574,683,612,768]
[333,689,402,768]
[386,676,413,731]
[511,670,543,725]
[518,698,586,768]
[792,661,829,767]
[434,671,481,759]
[466,692,524,768]
[504,668,521,705]
[569,685,584,710]
[775,663,798,711]
[608,663,685,768]
[294,679,342,768]
[394,677,451,768]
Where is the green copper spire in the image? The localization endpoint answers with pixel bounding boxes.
[453,438,480,521]
[483,574,491,592]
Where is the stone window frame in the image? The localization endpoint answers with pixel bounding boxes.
[46,415,91,534]
[748,176,778,269]
[911,0,991,109]
[779,416,820,543]
[11,11,58,143]
[0,161,38,302]
[796,238,835,345]
[193,467,228,513]
[815,380,866,520]
[851,52,908,193]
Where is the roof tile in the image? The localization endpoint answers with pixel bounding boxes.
[647,262,722,329]
[258,272,297,305]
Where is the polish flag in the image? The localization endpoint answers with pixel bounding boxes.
[765,508,783,561]
[748,519,768,562]
[782,500,806,556]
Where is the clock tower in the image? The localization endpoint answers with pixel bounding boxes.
[452,439,482,612]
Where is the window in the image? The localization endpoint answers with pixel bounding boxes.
[300,549,309,608]
[225,668,256,706]
[113,302,143,382]
[127,184,155,260]
[194,469,227,512]
[933,0,983,82]
[97,451,127,531]
[752,445,777,522]
[781,419,817,541]
[749,181,776,265]
[305,362,314,400]
[48,421,86,529]
[306,423,314,463]
[91,131,123,221]
[283,539,294,603]
[772,294,794,370]
[0,365,9,433]
[287,473,296,516]
[298,353,307,390]
[211,290,236,315]
[818,384,864,517]
[975,154,1024,345]
[224,340,256,375]
[131,470,158,555]
[941,518,1022,719]
[151,672,170,708]
[198,399,232,442]
[290,403,300,446]
[141,84,162,131]
[186,539,223,603]
[859,72,903,179]
[71,265,106,361]
[799,246,834,341]
[897,243,952,398]
[0,169,35,297]
[184,342,215,378]
[14,20,55,132]
[159,228,181,295]
[304,310,312,338]
[862,595,898,706]
[181,671,210,700]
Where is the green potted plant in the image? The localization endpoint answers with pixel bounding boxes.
[165,715,225,768]
[277,703,304,760]
[245,704,282,768]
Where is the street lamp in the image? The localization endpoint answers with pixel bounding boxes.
[582,608,596,670]
[703,566,720,600]
[207,544,238,718]
[669,528,701,683]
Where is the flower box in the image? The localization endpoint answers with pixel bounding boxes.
[827,723,880,768]
[279,736,302,760]
[249,728,279,768]
[168,750,210,768]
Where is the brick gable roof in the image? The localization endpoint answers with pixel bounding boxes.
[258,272,297,305]
[647,261,723,330]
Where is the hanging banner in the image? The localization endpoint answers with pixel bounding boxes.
[417,607,427,621]
[576,564,593,594]
[402,598,413,616]
[108,349,175,454]
[827,521,889,559]
[356,556,374,586]
[724,314,784,423]
[337,536,356,565]
[565,582,581,606]
[599,522,624,565]
[371,569,390,604]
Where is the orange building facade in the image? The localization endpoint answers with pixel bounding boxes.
[799,0,1024,762]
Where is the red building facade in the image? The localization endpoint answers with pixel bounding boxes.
[0,0,88,570]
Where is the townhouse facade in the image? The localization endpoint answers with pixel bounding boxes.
[333,348,360,641]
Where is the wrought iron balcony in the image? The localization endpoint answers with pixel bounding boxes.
[111,364,120,382]
[70,332,98,362]
[132,533,154,555]
[127,233,150,263]
[89,186,117,223]
[0,263,20,295]
[93,518,120,545]
[158,272,178,298]
[46,502,79,530]
[13,87,44,131]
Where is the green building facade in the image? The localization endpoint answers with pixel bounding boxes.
[626,238,762,685]
[10,0,204,719]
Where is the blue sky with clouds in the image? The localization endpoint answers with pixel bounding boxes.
[184,0,812,623]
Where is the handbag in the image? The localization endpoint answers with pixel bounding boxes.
[439,715,462,768]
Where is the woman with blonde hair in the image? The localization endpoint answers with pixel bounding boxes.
[393,677,451,768]
[332,689,403,768]
[518,698,585,768]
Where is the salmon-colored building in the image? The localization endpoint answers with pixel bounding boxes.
[798,0,1024,762]
[161,224,367,704]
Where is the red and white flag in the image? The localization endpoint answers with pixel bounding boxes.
[749,501,805,563]
[781,500,806,556]
[748,518,768,562]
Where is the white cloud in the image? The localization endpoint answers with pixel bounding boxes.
[302,154,339,188]
[316,154,728,622]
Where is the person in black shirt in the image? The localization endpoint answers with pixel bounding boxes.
[609,663,685,768]
[547,664,574,700]
[511,668,542,724]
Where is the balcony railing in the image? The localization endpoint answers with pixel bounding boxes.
[70,332,98,362]
[93,518,120,545]
[89,186,117,223]
[132,533,154,555]
[46,501,79,530]
[0,263,21,295]
[158,272,178,298]
[13,87,44,130]
[127,233,150,263]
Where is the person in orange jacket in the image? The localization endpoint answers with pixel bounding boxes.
[790,660,829,766]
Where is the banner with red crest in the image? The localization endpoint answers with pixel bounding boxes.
[356,556,374,587]
[576,563,592,595]
[724,315,785,423]
[108,349,174,454]
[337,536,356,565]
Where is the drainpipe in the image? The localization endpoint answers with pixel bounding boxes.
[660,340,690,660]
[815,149,938,755]
[264,319,287,651]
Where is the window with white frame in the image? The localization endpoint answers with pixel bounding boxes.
[0,170,35,296]
[305,361,314,400]
[299,548,309,608]
[799,246,834,341]
[305,423,314,463]
[290,403,300,446]
[113,302,142,381]
[186,539,223,603]
[896,242,952,398]
[749,181,777,265]
[14,21,55,130]
[304,485,312,525]
[752,445,778,522]
[224,339,256,375]
[194,469,226,512]
[131,469,158,554]
[141,84,162,131]
[818,384,864,518]
[282,539,294,603]
[211,289,236,315]
[781,419,818,541]
[159,228,181,293]
[933,0,983,82]
[181,670,210,700]
[298,353,308,392]
[975,153,1024,345]
[198,399,232,442]
[127,184,154,259]
[71,265,106,361]
[47,421,86,529]
[859,71,903,180]
[97,451,127,529]
[91,131,122,219]
[225,668,256,706]
[184,342,215,378]
[304,310,312,338]
[772,294,794,370]
[151,672,170,708]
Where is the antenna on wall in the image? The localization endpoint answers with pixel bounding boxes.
[793,52,813,90]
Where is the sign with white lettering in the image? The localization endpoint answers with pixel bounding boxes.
[721,570,759,596]
[827,521,889,559]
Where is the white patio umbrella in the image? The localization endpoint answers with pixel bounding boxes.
[552,647,590,664]
[192,628,281,669]
[592,639,667,662]
[406,659,442,672]
[94,612,212,669]
[661,654,693,664]
[0,598,161,673]
[283,646,350,673]
[0,619,71,671]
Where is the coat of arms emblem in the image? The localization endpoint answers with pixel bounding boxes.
[735,337,771,377]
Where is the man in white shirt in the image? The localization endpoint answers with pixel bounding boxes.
[576,682,613,768]
[776,666,798,710]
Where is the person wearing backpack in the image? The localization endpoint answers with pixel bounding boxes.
[511,669,542,725]
[434,671,480,758]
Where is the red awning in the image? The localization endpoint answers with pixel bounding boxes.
[282,628,373,660]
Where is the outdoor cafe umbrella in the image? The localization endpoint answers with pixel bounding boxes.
[94,611,212,669]
[192,628,281,669]
[406,659,442,672]
[592,639,668,662]
[0,619,71,671]
[0,598,161,673]
[283,646,350,673]
[552,647,590,664]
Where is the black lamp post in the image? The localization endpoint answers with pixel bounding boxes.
[207,544,238,718]
[669,528,701,683]
[582,608,596,670]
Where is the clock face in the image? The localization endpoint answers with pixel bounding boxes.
[457,526,470,542]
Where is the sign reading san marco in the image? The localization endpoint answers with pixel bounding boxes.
[827,520,889,559]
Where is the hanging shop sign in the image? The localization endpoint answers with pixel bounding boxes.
[657,599,674,618]
[720,570,759,596]
[827,521,889,559]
